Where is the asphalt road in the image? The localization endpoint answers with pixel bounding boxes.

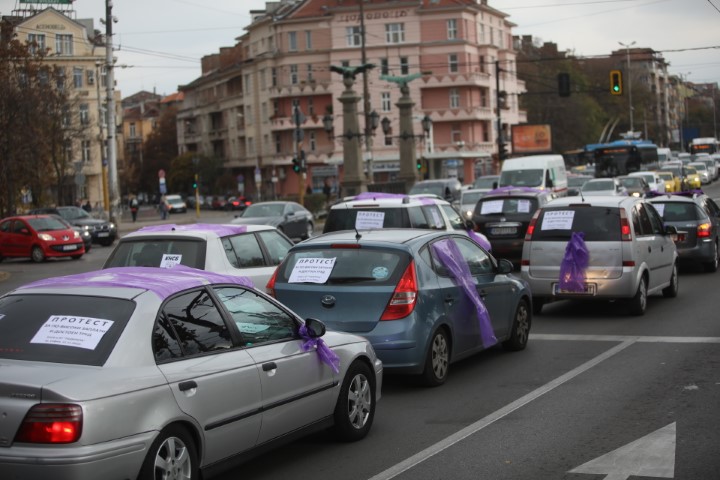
[1,191,719,480]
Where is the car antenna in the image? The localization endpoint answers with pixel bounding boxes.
[345,200,362,241]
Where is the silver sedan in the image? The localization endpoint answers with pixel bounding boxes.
[0,266,382,480]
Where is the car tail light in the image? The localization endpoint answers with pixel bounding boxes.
[265,268,279,297]
[521,259,530,266]
[622,260,636,267]
[15,404,82,444]
[697,222,712,238]
[619,209,632,241]
[331,244,361,249]
[525,210,541,241]
[380,261,418,321]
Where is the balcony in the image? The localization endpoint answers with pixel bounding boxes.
[270,114,325,132]
[422,72,492,89]
[268,79,332,98]
[425,107,494,123]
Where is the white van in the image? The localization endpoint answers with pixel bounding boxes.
[657,147,672,164]
[498,154,568,197]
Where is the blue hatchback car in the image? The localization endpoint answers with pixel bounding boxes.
[267,229,532,386]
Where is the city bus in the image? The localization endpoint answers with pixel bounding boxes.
[586,140,659,178]
[689,137,719,155]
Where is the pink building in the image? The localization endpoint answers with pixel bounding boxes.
[177,0,526,198]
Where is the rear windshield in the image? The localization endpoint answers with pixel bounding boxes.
[650,202,703,222]
[475,197,539,216]
[568,176,591,187]
[499,169,543,187]
[582,180,615,191]
[532,206,622,242]
[0,294,135,366]
[324,206,445,233]
[279,247,410,286]
[104,238,206,269]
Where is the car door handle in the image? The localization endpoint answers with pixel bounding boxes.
[478,290,488,299]
[444,295,455,304]
[648,246,652,253]
[178,380,197,392]
[262,362,277,371]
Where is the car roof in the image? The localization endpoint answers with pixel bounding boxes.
[122,223,275,240]
[481,187,552,199]
[299,228,444,247]
[545,195,640,208]
[330,194,451,208]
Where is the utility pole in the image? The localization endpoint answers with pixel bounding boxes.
[619,41,636,134]
[294,106,306,206]
[105,0,119,224]
[359,0,373,184]
[495,60,506,163]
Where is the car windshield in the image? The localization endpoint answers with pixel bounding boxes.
[568,176,591,187]
[689,163,707,171]
[243,204,285,217]
[658,172,673,180]
[27,216,69,232]
[474,176,498,189]
[59,207,90,221]
[635,174,655,184]
[499,169,543,187]
[533,206,622,242]
[476,197,538,215]
[280,248,409,286]
[104,239,206,269]
[461,191,484,205]
[409,183,445,197]
[651,202,701,222]
[661,166,682,177]
[582,180,615,191]
[0,294,135,366]
[620,177,643,188]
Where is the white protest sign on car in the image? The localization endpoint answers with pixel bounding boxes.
[356,211,385,230]
[160,254,182,269]
[30,315,114,350]
[289,257,337,284]
[541,210,575,230]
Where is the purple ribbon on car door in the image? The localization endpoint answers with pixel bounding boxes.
[558,232,589,292]
[298,324,341,373]
[431,239,497,348]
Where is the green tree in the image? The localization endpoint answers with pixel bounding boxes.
[140,105,178,195]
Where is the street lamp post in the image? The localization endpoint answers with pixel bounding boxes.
[619,41,636,134]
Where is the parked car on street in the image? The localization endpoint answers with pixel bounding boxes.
[471,188,555,266]
[521,195,679,316]
[0,266,382,479]
[648,193,720,272]
[29,206,117,246]
[0,214,85,262]
[103,223,294,287]
[164,194,187,213]
[267,229,531,386]
[231,201,314,241]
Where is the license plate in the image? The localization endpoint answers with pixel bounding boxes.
[553,283,596,295]
[98,232,109,237]
[490,227,517,236]
[63,245,77,251]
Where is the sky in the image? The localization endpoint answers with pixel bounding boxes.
[1,0,718,97]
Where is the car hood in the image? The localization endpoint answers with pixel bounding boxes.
[70,218,108,227]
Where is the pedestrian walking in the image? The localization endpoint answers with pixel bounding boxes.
[159,195,169,220]
[82,199,92,213]
[128,195,139,222]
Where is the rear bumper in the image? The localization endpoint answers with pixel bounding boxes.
[485,238,524,264]
[522,267,637,300]
[355,316,426,375]
[676,238,715,263]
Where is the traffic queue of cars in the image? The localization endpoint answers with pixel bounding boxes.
[3,166,720,478]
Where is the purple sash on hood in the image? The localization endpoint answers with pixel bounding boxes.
[558,232,589,292]
[431,239,497,348]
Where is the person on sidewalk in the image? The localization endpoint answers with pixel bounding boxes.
[159,195,169,220]
[128,195,139,222]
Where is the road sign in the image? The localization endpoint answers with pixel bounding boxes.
[254,167,262,184]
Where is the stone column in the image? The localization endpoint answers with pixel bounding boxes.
[339,75,366,197]
[397,84,418,193]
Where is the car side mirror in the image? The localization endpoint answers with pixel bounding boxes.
[664,225,678,236]
[497,258,514,274]
[492,181,498,189]
[465,219,475,230]
[303,318,326,338]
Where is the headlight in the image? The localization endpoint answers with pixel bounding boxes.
[631,192,640,197]
[109,223,116,230]
[73,231,81,239]
[465,210,473,218]
[39,233,54,241]
[82,225,91,231]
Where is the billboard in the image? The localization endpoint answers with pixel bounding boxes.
[511,124,552,154]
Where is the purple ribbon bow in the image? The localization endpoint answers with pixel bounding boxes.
[558,232,589,292]
[298,324,341,373]
[431,239,497,348]
[467,229,492,251]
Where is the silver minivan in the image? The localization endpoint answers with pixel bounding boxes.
[521,196,679,316]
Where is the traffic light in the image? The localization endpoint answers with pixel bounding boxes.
[192,174,198,190]
[292,157,301,173]
[416,159,422,170]
[499,143,508,160]
[610,70,623,95]
[557,73,571,97]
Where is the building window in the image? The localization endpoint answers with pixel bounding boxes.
[290,65,298,84]
[86,69,95,85]
[81,140,91,163]
[346,26,362,47]
[55,68,65,91]
[385,23,405,44]
[288,31,297,51]
[308,97,314,115]
[55,34,73,55]
[480,88,488,107]
[385,136,393,147]
[271,68,277,87]
[449,88,460,109]
[380,58,389,75]
[309,131,316,152]
[479,55,486,73]
[451,125,462,144]
[381,92,392,112]
[275,133,282,154]
[245,105,252,125]
[449,54,458,73]
[307,64,313,82]
[447,19,458,40]
[79,104,90,125]
[261,102,268,123]
[273,100,279,117]
[73,67,83,88]
[247,137,255,156]
[400,57,409,75]
[27,33,45,54]
[129,123,137,138]
[305,30,312,50]
[244,74,252,95]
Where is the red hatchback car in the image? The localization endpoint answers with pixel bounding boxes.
[0,215,85,262]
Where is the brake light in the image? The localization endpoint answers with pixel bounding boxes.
[619,209,632,241]
[525,210,540,240]
[331,244,361,249]
[265,268,279,297]
[380,261,418,321]
[15,404,82,444]
[697,223,712,238]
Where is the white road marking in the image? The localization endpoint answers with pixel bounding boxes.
[531,333,720,343]
[569,422,676,479]
[368,339,637,480]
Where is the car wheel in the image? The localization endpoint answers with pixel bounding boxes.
[138,425,198,480]
[532,296,544,315]
[663,263,679,297]
[31,246,45,263]
[332,361,375,442]
[421,328,450,387]
[703,242,719,273]
[302,221,314,240]
[628,276,648,316]
[503,298,531,351]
